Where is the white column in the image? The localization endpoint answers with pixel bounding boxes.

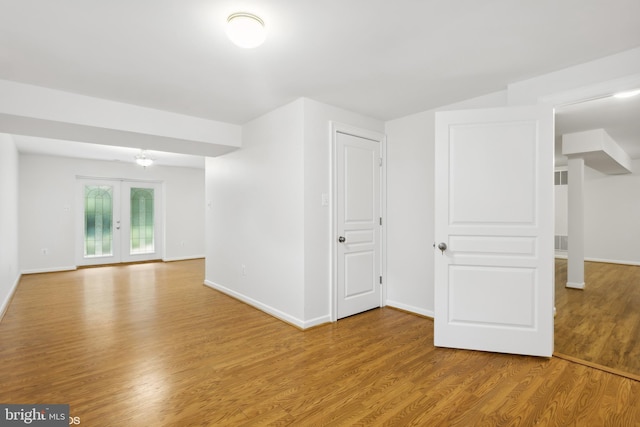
[566,156,585,289]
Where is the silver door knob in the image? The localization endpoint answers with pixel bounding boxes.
[338,236,346,243]
[437,242,447,254]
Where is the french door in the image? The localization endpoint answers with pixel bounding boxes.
[77,178,163,266]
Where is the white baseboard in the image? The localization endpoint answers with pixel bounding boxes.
[163,255,205,262]
[566,281,585,289]
[584,257,640,267]
[386,300,434,318]
[555,255,640,267]
[0,273,21,322]
[302,314,332,329]
[21,266,77,275]
[204,280,311,329]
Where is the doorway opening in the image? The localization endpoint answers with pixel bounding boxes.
[553,91,640,378]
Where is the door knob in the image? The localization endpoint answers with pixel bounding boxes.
[437,242,447,254]
[338,236,346,243]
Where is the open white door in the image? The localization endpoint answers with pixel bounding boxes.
[434,104,554,357]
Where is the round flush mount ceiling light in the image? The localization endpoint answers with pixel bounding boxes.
[613,89,640,99]
[226,12,266,48]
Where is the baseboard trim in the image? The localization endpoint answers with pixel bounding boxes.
[0,273,21,322]
[204,280,310,330]
[556,255,640,267]
[21,266,77,275]
[566,281,585,289]
[584,257,640,267]
[302,315,332,329]
[386,300,434,319]
[163,255,205,262]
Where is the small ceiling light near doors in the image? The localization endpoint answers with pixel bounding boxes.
[613,89,640,99]
[135,150,154,167]
[226,12,266,48]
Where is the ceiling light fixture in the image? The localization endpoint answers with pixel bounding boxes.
[226,12,266,48]
[135,150,154,167]
[613,89,640,99]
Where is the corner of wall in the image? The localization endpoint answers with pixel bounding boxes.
[0,273,21,322]
[0,133,20,321]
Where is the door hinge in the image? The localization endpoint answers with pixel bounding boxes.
[379,217,382,226]
[379,158,383,167]
[379,276,383,285]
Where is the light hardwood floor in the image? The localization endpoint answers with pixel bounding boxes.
[555,259,640,377]
[1,259,639,426]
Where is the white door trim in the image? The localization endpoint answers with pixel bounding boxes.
[330,122,387,322]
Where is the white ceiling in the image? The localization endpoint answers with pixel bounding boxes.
[1,0,640,166]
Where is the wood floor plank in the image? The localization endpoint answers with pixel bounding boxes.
[555,259,640,376]
[1,259,639,426]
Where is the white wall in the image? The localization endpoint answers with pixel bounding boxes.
[554,162,640,265]
[384,91,508,317]
[19,154,205,273]
[385,111,435,316]
[0,134,20,318]
[205,98,383,328]
[583,163,640,264]
[555,184,568,237]
[205,99,306,324]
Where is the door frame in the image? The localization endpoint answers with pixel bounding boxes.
[330,122,387,322]
[76,176,164,266]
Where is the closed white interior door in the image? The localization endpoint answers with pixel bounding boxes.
[336,130,382,319]
[77,179,163,266]
[434,105,554,357]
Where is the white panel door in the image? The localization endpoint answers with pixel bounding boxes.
[434,105,554,357]
[336,131,381,319]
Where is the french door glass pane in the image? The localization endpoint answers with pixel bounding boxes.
[130,188,155,255]
[84,185,113,257]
